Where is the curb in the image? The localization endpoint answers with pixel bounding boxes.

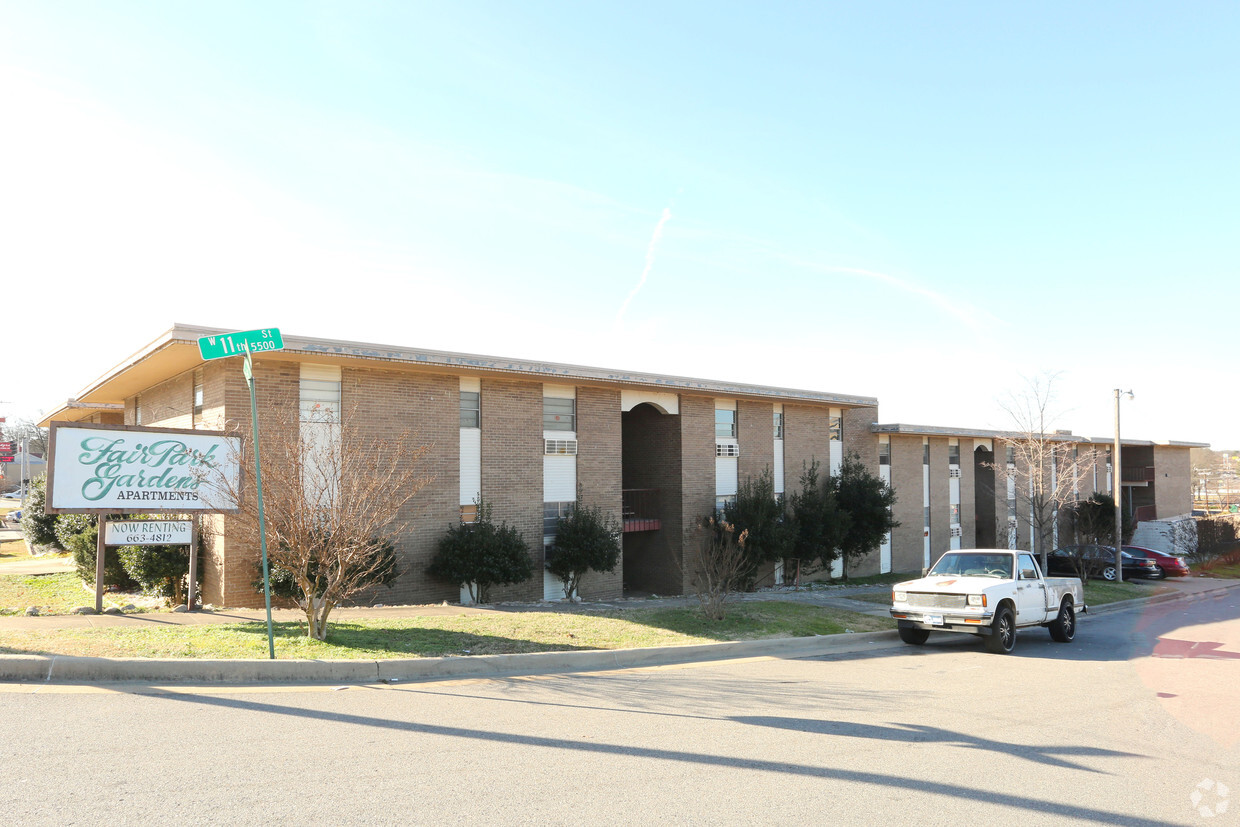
[0,630,903,685]
[1,579,1235,685]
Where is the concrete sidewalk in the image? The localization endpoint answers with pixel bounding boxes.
[1,573,1236,685]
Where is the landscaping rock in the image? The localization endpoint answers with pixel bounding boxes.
[172,605,188,613]
[121,604,138,612]
[103,607,123,615]
[24,606,39,616]
[71,606,97,615]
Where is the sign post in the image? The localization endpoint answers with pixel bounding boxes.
[199,328,283,659]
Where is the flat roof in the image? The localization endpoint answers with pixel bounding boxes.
[42,323,878,425]
[873,422,1209,448]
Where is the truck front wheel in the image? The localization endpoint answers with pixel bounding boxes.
[1049,600,1076,642]
[986,606,1016,654]
[898,625,930,645]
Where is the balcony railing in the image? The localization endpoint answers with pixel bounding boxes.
[1122,466,1156,483]
[622,488,661,532]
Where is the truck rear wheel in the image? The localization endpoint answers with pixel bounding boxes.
[985,606,1016,654]
[1049,600,1075,642]
[898,625,930,645]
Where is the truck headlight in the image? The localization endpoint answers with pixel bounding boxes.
[967,594,986,607]
[893,591,907,603]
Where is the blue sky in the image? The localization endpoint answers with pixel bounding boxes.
[1,2,1236,448]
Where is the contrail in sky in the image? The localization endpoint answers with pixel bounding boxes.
[616,205,672,325]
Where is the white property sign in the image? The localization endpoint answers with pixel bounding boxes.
[46,423,241,513]
[105,519,193,546]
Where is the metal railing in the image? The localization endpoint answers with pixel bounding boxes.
[621,489,661,532]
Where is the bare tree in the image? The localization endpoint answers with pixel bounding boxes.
[202,404,432,640]
[685,517,749,621]
[994,374,1101,570]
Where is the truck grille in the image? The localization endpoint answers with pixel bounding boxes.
[906,593,967,610]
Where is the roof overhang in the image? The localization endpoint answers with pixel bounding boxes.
[46,323,879,419]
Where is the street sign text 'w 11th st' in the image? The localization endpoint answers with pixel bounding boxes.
[197,328,284,361]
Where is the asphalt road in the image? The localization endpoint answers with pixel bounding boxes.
[1,589,1237,826]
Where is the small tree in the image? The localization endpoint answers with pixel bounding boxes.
[787,460,849,578]
[201,403,432,641]
[722,468,795,589]
[687,517,749,620]
[545,494,622,601]
[834,453,899,578]
[995,373,1100,570]
[19,475,59,551]
[427,500,534,603]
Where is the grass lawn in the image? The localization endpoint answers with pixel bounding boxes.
[0,601,894,660]
[0,572,101,615]
[0,537,33,563]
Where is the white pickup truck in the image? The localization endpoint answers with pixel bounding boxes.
[889,549,1086,654]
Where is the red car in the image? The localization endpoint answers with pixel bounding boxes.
[1122,545,1191,578]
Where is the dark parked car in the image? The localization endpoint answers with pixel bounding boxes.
[1048,545,1162,581]
[1122,545,1190,578]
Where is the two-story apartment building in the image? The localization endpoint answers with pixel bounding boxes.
[41,324,1204,607]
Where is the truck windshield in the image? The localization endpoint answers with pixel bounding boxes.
[928,553,1013,579]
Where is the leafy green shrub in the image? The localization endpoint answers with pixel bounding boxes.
[67,521,137,590]
[118,533,206,606]
[722,469,795,589]
[19,476,59,550]
[427,500,534,603]
[545,495,622,600]
[54,513,95,550]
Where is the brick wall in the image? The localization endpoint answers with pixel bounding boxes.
[738,400,775,484]
[843,405,878,469]
[889,435,925,573]
[783,404,830,494]
[481,378,543,601]
[1153,445,1193,518]
[131,371,194,430]
[959,439,977,550]
[678,395,717,594]
[345,366,459,606]
[928,438,950,563]
[576,386,623,599]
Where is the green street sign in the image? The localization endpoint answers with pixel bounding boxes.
[198,328,284,361]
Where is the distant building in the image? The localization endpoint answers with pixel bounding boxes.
[40,324,1205,607]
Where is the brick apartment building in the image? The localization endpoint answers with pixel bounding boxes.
[40,324,1203,608]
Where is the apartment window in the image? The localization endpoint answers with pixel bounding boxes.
[134,395,142,426]
[923,442,930,465]
[715,494,736,515]
[924,506,931,527]
[773,412,783,439]
[300,371,341,424]
[1006,446,1016,465]
[543,501,574,539]
[192,369,204,426]
[460,504,478,524]
[879,441,891,466]
[715,409,736,440]
[950,503,961,524]
[544,397,575,432]
[460,391,480,428]
[948,443,960,466]
[829,415,842,442]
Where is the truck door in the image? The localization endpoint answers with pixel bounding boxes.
[1014,552,1049,623]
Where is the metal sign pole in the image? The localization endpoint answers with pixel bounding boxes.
[244,348,277,659]
[188,516,199,611]
[95,519,106,613]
